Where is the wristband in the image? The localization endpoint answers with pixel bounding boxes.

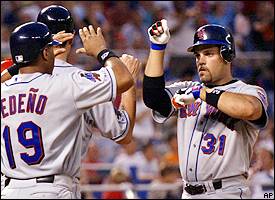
[151,42,167,50]
[97,49,119,66]
[7,64,19,76]
[191,85,202,99]
[205,89,225,108]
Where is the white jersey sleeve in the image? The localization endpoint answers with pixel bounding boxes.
[80,102,130,157]
[238,84,269,129]
[87,103,130,141]
[67,66,117,113]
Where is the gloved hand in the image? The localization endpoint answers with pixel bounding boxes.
[168,81,202,89]
[148,19,170,49]
[171,85,202,109]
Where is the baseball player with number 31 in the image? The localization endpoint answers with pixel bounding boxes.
[143,19,269,199]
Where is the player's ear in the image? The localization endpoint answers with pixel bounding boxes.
[41,46,52,61]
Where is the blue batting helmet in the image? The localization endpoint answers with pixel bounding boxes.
[37,5,75,34]
[187,24,235,62]
[10,22,61,65]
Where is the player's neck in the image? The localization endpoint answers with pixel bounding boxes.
[207,75,234,87]
[19,65,53,75]
[218,77,233,85]
[55,53,69,62]
[55,45,71,62]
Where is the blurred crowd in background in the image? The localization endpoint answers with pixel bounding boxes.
[1,1,274,199]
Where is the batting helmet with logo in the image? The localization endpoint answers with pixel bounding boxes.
[37,5,75,34]
[10,22,61,65]
[187,24,235,62]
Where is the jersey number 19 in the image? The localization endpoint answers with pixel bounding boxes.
[2,121,45,169]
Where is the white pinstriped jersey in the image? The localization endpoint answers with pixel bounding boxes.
[81,104,129,155]
[53,59,130,158]
[1,65,117,179]
[152,80,268,182]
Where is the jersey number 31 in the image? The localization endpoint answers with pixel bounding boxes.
[2,121,45,169]
[201,133,226,155]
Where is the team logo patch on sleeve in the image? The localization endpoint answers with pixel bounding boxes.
[115,110,127,124]
[80,72,102,82]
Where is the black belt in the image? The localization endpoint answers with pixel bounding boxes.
[3,175,55,187]
[36,175,55,183]
[185,180,222,195]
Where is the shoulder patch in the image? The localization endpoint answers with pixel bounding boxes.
[80,72,102,82]
[115,110,127,124]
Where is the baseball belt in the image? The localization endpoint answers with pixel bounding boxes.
[184,173,248,195]
[184,180,222,195]
[3,175,55,187]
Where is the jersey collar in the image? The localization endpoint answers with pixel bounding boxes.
[5,72,45,86]
[54,58,73,67]
[205,79,239,88]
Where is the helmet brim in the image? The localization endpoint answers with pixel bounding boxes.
[187,40,228,52]
[48,39,62,46]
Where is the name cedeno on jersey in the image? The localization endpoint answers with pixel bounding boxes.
[1,88,48,118]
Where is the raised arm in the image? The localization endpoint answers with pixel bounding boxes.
[82,54,141,145]
[143,19,172,117]
[144,49,165,77]
[76,25,134,95]
[115,54,141,144]
[144,19,170,77]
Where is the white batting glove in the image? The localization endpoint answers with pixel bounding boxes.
[148,19,170,50]
[171,85,202,109]
[168,81,202,89]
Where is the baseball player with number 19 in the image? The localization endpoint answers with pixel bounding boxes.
[1,5,140,198]
[1,59,15,192]
[143,19,269,199]
[1,21,134,199]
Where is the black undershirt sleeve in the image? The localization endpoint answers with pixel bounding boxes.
[143,74,172,117]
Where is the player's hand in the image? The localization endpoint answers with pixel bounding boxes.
[171,85,202,109]
[168,81,202,89]
[148,19,170,45]
[53,31,74,43]
[52,31,74,56]
[76,25,107,57]
[119,54,142,83]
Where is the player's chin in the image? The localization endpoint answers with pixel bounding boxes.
[199,75,211,84]
[199,73,206,81]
